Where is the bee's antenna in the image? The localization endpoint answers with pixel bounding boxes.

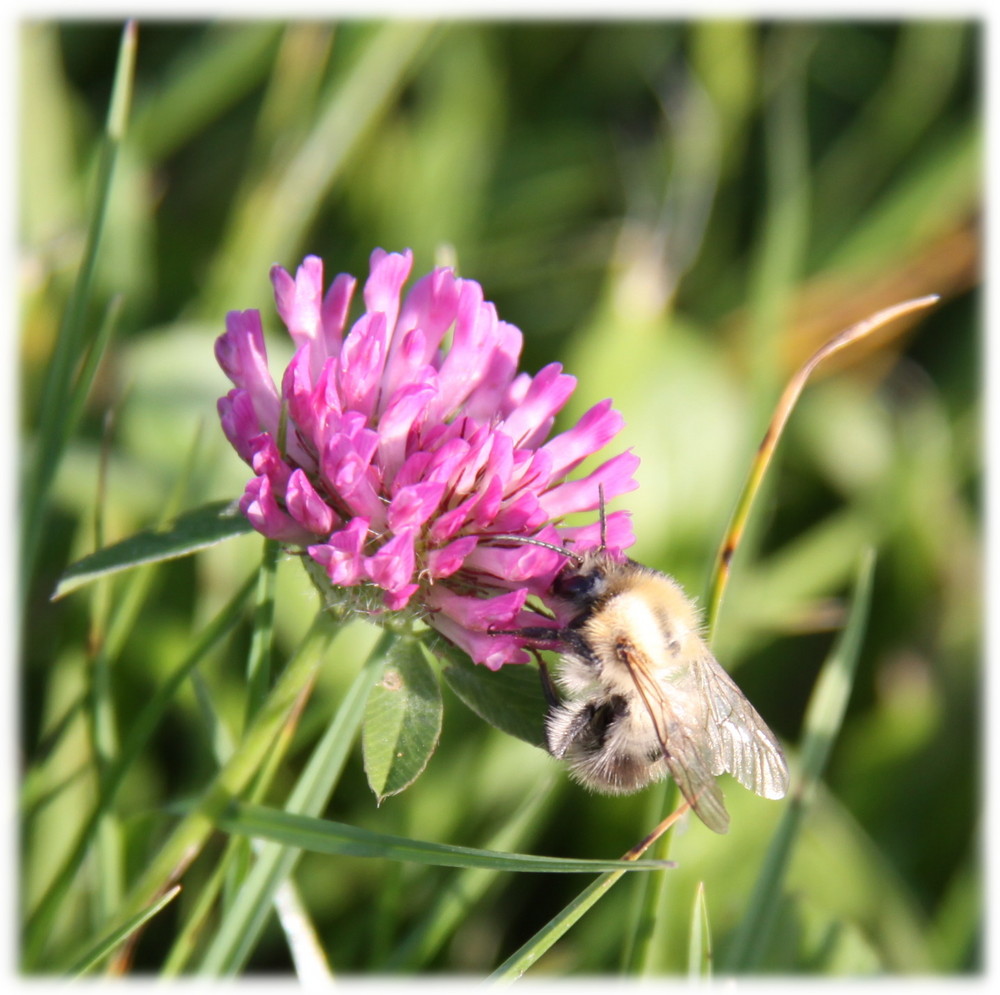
[484,533,583,565]
[598,484,608,552]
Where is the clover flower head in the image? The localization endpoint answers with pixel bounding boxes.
[216,249,639,669]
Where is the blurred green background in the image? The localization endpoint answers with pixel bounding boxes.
[20,19,980,975]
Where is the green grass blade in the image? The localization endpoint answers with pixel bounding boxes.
[66,884,181,977]
[161,852,230,975]
[164,571,315,976]
[202,21,440,311]
[43,610,335,972]
[63,293,123,462]
[723,549,876,972]
[53,499,254,599]
[22,571,257,967]
[244,538,279,728]
[21,20,137,591]
[621,780,680,975]
[132,23,282,161]
[687,881,713,980]
[103,614,335,929]
[198,629,392,975]
[219,803,674,875]
[273,878,335,983]
[488,807,687,981]
[705,296,938,639]
[384,777,557,971]
[489,871,634,980]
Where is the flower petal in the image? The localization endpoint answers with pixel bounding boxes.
[338,312,389,419]
[387,480,447,532]
[377,381,438,483]
[498,363,576,448]
[218,389,259,464]
[216,310,281,435]
[271,256,324,356]
[363,248,413,336]
[321,272,356,352]
[426,535,478,579]
[240,475,313,544]
[365,529,417,595]
[286,468,337,536]
[540,398,625,478]
[307,516,370,586]
[218,249,640,671]
[539,449,641,518]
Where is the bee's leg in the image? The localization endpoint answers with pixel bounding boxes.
[490,624,563,647]
[490,625,593,660]
[531,652,560,709]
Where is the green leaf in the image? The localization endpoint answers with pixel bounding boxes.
[53,499,254,599]
[219,803,672,874]
[363,638,442,801]
[437,640,548,748]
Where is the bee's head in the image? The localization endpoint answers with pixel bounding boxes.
[551,550,611,607]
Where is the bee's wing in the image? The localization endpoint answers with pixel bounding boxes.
[622,643,732,834]
[688,645,789,801]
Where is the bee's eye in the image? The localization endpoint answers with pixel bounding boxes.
[554,567,603,603]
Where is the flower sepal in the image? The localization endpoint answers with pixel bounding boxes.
[299,550,424,632]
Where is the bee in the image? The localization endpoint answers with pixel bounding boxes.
[492,528,789,834]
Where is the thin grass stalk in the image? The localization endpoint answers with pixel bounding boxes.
[67,885,181,978]
[22,571,258,967]
[201,21,439,312]
[723,549,875,972]
[704,295,938,639]
[87,409,124,926]
[160,855,229,976]
[81,613,335,966]
[163,627,317,974]
[273,878,335,983]
[63,294,123,458]
[197,627,393,975]
[620,780,679,974]
[687,881,713,979]
[162,654,312,976]
[619,295,937,974]
[383,776,557,971]
[244,538,279,729]
[20,21,136,593]
[487,803,690,981]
